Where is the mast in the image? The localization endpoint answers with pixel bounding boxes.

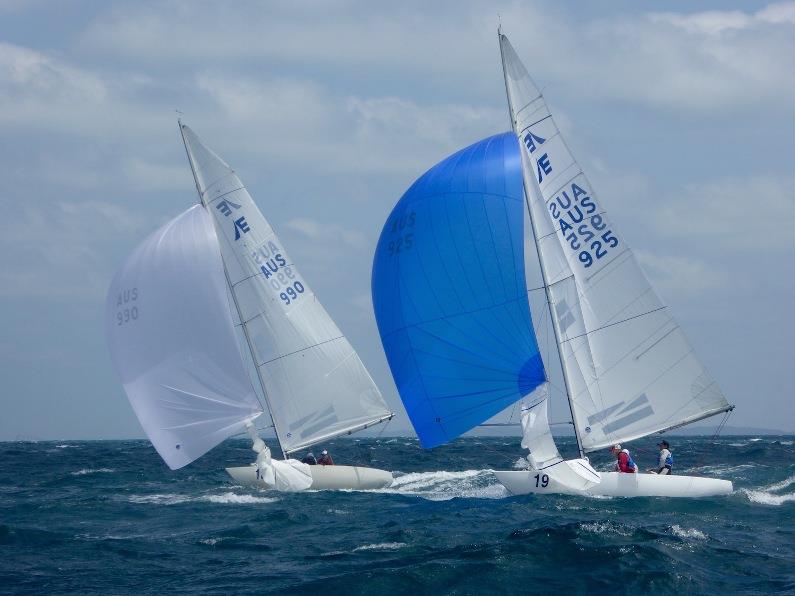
[498,33,586,459]
[178,119,287,459]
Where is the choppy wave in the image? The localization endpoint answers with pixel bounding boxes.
[70,468,115,476]
[739,475,795,506]
[353,542,407,552]
[580,520,633,536]
[128,492,280,505]
[2,436,794,593]
[670,524,708,540]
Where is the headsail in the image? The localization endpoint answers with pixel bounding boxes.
[372,132,546,449]
[106,205,262,469]
[499,34,731,451]
[180,125,393,454]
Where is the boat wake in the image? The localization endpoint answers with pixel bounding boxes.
[739,474,795,506]
[373,469,509,501]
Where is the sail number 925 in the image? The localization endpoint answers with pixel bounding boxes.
[387,211,416,256]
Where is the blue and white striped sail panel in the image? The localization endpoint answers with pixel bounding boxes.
[372,132,546,449]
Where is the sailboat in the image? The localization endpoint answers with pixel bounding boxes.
[105,122,394,491]
[370,33,733,498]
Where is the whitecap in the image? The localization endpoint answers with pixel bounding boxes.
[765,475,795,492]
[670,525,707,540]
[579,521,632,536]
[128,492,279,505]
[353,542,407,552]
[742,490,795,506]
[199,538,222,546]
[71,468,115,476]
[739,475,795,506]
[128,493,191,505]
[198,492,279,504]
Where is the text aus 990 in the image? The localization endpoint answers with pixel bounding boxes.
[115,288,139,326]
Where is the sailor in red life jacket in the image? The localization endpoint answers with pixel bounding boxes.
[317,449,334,466]
[610,444,638,473]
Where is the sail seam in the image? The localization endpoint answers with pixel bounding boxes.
[204,185,245,205]
[378,295,529,340]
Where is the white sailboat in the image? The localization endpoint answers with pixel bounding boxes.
[105,122,394,491]
[494,32,733,497]
[370,33,733,498]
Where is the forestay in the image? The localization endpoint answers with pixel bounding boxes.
[499,34,731,451]
[372,132,546,449]
[105,206,262,469]
[180,125,392,454]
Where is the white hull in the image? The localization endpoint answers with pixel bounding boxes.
[226,464,393,491]
[495,468,732,498]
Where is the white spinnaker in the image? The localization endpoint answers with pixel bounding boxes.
[106,205,263,469]
[500,34,730,451]
[180,125,393,454]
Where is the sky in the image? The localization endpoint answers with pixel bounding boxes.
[0,0,793,441]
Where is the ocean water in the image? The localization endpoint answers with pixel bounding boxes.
[1,436,793,594]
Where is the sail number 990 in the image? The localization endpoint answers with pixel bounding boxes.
[280,281,305,305]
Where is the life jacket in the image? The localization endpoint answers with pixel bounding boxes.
[665,452,673,467]
[624,450,637,471]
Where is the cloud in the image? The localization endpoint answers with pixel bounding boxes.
[284,217,366,250]
[653,176,795,252]
[194,72,501,175]
[635,251,729,300]
[0,42,107,129]
[78,1,795,113]
[0,200,152,299]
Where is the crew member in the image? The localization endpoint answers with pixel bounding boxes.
[649,440,673,475]
[610,444,638,473]
[301,451,317,465]
[318,449,334,466]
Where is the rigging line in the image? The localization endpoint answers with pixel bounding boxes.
[375,416,392,440]
[257,335,345,366]
[517,112,552,135]
[559,306,667,344]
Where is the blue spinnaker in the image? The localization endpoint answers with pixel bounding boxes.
[372,132,545,449]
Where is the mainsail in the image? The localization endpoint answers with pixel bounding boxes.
[372,132,546,448]
[499,33,731,452]
[180,125,393,454]
[106,205,263,469]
